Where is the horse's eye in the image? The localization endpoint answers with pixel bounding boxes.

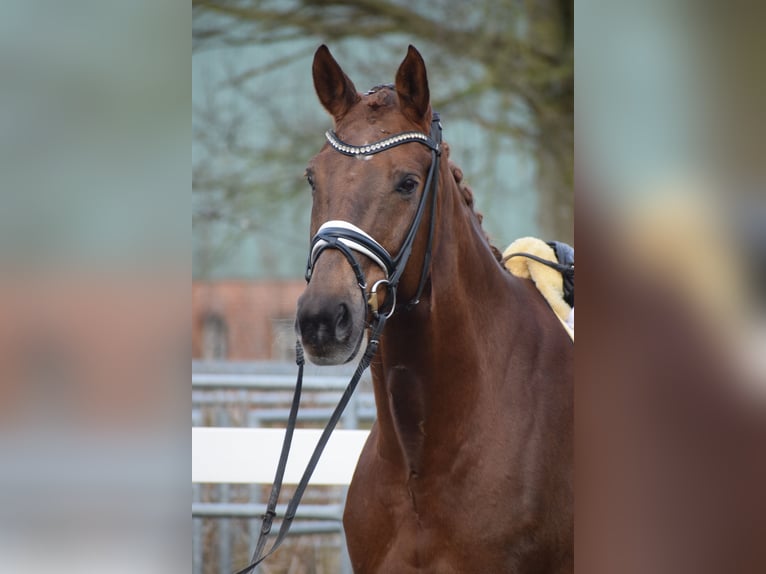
[306,172,315,190]
[396,177,419,195]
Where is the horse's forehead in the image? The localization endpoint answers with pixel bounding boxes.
[337,89,410,133]
[364,87,396,108]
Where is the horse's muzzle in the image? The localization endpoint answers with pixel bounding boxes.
[295,294,364,365]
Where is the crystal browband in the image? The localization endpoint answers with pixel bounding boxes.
[325,129,440,156]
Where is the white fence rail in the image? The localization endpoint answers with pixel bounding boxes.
[192,361,372,574]
[192,427,369,485]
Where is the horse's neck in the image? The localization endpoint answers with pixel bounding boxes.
[370,176,528,474]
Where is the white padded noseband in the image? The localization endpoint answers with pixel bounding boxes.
[309,220,393,280]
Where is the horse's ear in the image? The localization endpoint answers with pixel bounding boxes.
[312,45,360,121]
[395,45,431,126]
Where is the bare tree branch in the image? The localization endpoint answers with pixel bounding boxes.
[193,0,574,277]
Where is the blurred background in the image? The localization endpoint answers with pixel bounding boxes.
[192,2,572,572]
[0,1,188,573]
[577,2,766,573]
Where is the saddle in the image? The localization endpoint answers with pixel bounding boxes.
[502,237,574,341]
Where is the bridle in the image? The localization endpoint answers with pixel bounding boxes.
[234,112,443,574]
[306,111,443,316]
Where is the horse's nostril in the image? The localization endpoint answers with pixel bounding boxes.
[335,303,352,341]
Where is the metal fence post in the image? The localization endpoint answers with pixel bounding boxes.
[192,409,203,574]
[217,407,231,573]
[247,409,262,573]
[339,486,353,574]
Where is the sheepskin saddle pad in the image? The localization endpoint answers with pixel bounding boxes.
[502,237,574,340]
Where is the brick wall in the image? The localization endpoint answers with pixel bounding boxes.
[192,280,305,360]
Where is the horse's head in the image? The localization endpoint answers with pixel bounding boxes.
[296,45,438,365]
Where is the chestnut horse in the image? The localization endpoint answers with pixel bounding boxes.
[295,45,573,573]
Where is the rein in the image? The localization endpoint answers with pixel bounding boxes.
[234,113,442,574]
[234,317,386,574]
